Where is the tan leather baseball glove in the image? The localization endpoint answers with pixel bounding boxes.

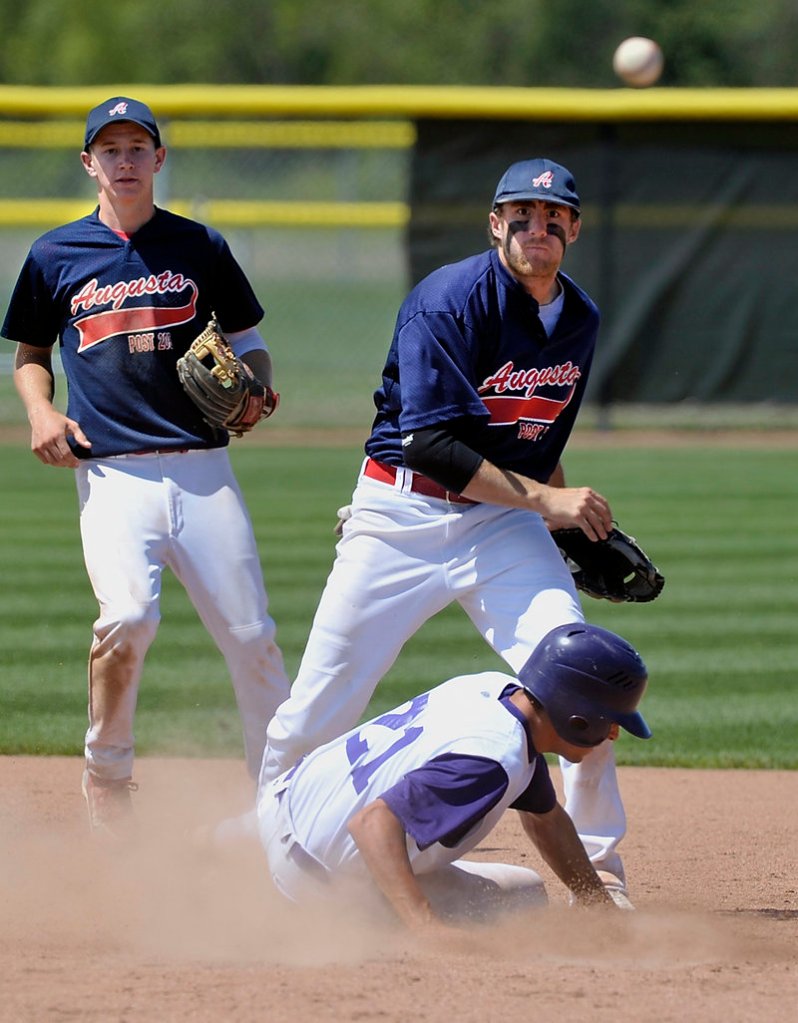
[176,315,279,437]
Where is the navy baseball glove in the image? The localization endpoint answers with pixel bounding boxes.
[177,315,279,437]
[551,525,665,603]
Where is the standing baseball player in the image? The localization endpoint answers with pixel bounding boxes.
[1,97,290,839]
[258,624,651,930]
[260,157,635,900]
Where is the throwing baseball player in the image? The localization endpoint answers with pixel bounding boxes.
[1,97,290,839]
[260,157,638,902]
[258,624,652,931]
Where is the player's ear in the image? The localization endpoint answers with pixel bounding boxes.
[488,208,503,243]
[154,146,167,173]
[80,150,97,178]
[566,212,582,244]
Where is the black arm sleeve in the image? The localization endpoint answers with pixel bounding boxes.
[401,422,484,493]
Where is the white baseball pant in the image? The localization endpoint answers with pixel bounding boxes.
[75,447,290,781]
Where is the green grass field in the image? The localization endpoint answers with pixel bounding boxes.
[1,441,796,769]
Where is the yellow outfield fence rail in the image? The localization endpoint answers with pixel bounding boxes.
[3,83,798,120]
[0,119,416,148]
[3,84,798,230]
[0,198,410,229]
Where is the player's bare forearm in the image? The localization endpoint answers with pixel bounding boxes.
[347,799,439,931]
[460,460,612,540]
[14,343,91,466]
[518,804,613,906]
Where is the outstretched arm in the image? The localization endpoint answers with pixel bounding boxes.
[519,802,614,907]
[14,343,91,467]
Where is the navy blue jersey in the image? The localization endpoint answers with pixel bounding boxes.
[1,207,264,458]
[365,248,599,484]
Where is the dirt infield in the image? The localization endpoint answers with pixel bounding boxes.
[1,757,795,1023]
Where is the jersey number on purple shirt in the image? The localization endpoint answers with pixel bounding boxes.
[345,693,430,794]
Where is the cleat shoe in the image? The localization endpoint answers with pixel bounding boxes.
[81,770,138,842]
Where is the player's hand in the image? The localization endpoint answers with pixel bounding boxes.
[539,485,612,540]
[334,504,353,537]
[28,406,91,468]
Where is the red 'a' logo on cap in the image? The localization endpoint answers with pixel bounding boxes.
[532,171,554,189]
[109,102,128,116]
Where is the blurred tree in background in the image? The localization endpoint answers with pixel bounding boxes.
[0,0,797,87]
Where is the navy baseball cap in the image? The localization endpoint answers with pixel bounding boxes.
[84,97,161,150]
[493,158,580,212]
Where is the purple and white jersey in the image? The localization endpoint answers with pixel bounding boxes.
[270,671,556,880]
[1,207,264,458]
[365,248,599,484]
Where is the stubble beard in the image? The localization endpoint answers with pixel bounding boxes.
[502,237,559,281]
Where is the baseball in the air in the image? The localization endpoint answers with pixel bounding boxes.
[612,37,664,88]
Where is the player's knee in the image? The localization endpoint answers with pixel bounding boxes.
[93,605,160,653]
[223,618,281,659]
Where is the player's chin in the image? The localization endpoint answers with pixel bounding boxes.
[553,741,593,763]
[516,259,558,281]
